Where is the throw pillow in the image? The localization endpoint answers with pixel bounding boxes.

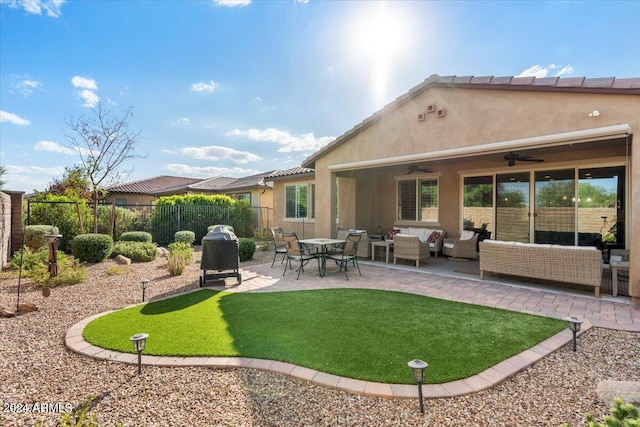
[427,231,441,243]
[460,230,475,240]
[387,229,400,240]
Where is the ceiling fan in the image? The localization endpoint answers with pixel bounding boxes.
[503,152,544,167]
[407,164,433,174]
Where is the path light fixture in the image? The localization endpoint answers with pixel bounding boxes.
[566,316,584,352]
[140,278,149,302]
[408,359,428,414]
[129,333,149,375]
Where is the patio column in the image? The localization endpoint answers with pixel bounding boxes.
[629,138,639,305]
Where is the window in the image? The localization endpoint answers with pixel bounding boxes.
[285,184,311,219]
[397,177,439,222]
[233,193,251,203]
[115,198,127,206]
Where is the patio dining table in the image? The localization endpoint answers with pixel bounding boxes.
[299,238,345,277]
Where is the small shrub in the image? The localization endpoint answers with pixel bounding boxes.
[561,398,640,427]
[107,265,128,276]
[238,238,256,262]
[71,234,114,263]
[174,230,195,245]
[25,225,60,251]
[208,224,234,233]
[168,241,193,264]
[167,253,189,276]
[10,247,86,287]
[119,231,152,243]
[253,227,272,241]
[111,241,158,263]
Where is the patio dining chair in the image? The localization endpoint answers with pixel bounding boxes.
[269,227,288,267]
[326,232,362,280]
[282,232,320,280]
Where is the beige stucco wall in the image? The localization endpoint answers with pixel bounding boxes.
[307,85,638,302]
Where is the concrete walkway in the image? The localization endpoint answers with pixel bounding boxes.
[65,261,640,399]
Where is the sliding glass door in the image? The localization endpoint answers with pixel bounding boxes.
[495,172,530,242]
[534,169,575,245]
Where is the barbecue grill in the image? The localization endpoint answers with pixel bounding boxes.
[199,225,241,286]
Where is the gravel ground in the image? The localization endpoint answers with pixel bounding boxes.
[1,246,639,427]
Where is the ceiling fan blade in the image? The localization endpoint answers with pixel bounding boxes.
[518,158,545,163]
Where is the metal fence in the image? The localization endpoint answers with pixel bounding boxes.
[26,200,273,248]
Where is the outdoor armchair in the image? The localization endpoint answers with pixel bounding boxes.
[269,227,288,267]
[393,234,430,267]
[282,232,320,280]
[327,232,363,279]
[443,232,479,259]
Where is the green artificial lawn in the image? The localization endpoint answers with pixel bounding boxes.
[83,289,566,384]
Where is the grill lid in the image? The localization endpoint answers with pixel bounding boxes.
[202,225,238,241]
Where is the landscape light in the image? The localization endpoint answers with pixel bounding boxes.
[566,316,584,352]
[129,333,149,375]
[408,359,428,414]
[140,278,149,302]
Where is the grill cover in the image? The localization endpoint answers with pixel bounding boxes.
[200,226,239,270]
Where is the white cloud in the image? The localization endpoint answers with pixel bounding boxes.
[227,128,335,153]
[33,141,89,155]
[3,0,66,17]
[79,89,99,107]
[13,78,42,97]
[70,76,99,107]
[71,76,97,89]
[174,118,191,125]
[3,164,66,192]
[0,110,30,125]
[517,64,575,78]
[191,80,220,93]
[179,145,261,164]
[165,163,256,178]
[214,0,250,7]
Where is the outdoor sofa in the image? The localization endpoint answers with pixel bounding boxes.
[479,240,603,297]
[390,227,446,257]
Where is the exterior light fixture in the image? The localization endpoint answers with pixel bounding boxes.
[129,333,149,375]
[566,316,584,352]
[140,278,149,302]
[408,359,428,414]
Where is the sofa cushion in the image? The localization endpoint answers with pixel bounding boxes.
[460,230,475,240]
[388,229,401,240]
[427,231,441,243]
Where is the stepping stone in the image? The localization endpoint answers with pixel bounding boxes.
[596,380,640,407]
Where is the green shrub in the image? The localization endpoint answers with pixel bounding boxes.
[71,234,114,263]
[208,224,234,233]
[562,398,640,427]
[96,205,142,240]
[174,230,195,244]
[111,241,158,262]
[10,247,86,287]
[27,195,93,252]
[167,252,189,276]
[106,265,128,276]
[253,227,272,241]
[168,241,193,264]
[119,231,152,243]
[25,225,60,251]
[238,238,256,262]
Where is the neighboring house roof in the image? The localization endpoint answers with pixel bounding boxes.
[302,74,640,168]
[218,170,276,191]
[264,167,315,181]
[186,176,237,192]
[107,176,203,194]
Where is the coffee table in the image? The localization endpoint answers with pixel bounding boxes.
[610,259,629,297]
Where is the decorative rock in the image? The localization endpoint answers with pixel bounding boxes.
[114,254,132,265]
[1,308,16,317]
[17,302,39,312]
[157,247,170,257]
[596,380,640,407]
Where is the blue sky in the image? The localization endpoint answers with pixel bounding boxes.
[1,0,639,193]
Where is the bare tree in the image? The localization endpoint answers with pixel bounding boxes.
[64,101,143,232]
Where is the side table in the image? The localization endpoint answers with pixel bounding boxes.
[371,240,394,263]
[610,259,629,297]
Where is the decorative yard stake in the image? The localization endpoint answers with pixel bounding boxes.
[130,333,149,375]
[566,316,584,352]
[408,359,428,414]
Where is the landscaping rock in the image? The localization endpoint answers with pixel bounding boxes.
[17,302,38,312]
[596,380,640,407]
[157,247,170,257]
[114,254,131,265]
[0,307,15,317]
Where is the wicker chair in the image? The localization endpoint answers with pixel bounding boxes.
[393,234,430,267]
[443,233,479,259]
[269,227,287,267]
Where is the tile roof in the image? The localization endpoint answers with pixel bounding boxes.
[187,176,237,191]
[264,167,315,180]
[107,176,204,194]
[302,74,640,168]
[219,171,276,190]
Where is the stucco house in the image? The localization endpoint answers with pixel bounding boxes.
[269,74,639,304]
